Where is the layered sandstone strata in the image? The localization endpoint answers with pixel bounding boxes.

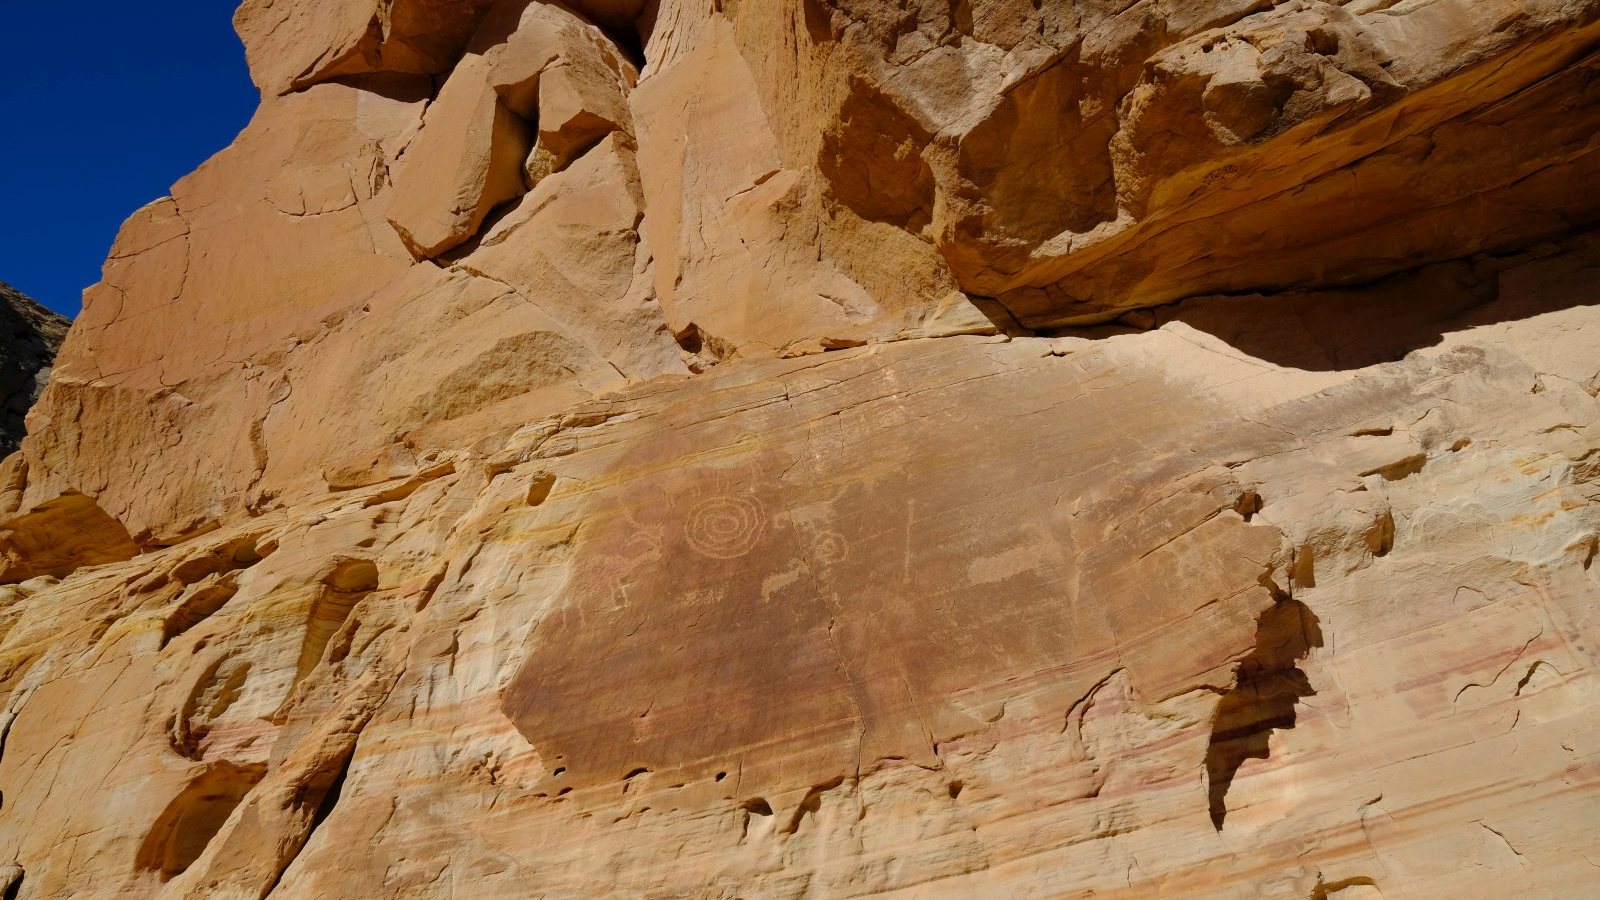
[1,1,1598,898]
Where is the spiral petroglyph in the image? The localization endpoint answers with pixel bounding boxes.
[812,530,849,567]
[684,496,766,559]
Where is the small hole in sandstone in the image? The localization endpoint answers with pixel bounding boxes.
[1233,491,1263,523]
[1307,28,1340,56]
[715,771,727,782]
[1361,453,1427,483]
[1450,437,1473,452]
[624,767,650,780]
[948,780,964,799]
[526,472,557,507]
[557,787,572,797]
[743,798,774,817]
[552,767,566,778]
[1369,511,1396,558]
[231,538,264,566]
[674,322,704,355]
[324,558,379,593]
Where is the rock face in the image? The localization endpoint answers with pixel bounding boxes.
[2,1,1599,898]
[0,282,68,456]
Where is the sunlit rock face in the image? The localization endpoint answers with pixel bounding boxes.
[2,2,1599,898]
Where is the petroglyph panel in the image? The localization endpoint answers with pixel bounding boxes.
[504,340,1285,799]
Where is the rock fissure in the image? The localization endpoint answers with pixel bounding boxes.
[1205,598,1324,830]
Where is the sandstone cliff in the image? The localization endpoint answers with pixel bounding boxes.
[1,1,1598,898]
[0,282,68,456]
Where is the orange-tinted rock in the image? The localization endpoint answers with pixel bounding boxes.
[486,1,637,187]
[989,0,1600,324]
[385,0,642,260]
[77,0,1600,542]
[4,239,1600,893]
[384,52,533,259]
[234,0,498,95]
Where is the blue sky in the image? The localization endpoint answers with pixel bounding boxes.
[0,5,258,317]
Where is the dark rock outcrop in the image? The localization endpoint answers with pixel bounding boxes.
[0,282,68,455]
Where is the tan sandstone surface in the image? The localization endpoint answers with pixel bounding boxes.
[2,1,1599,897]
